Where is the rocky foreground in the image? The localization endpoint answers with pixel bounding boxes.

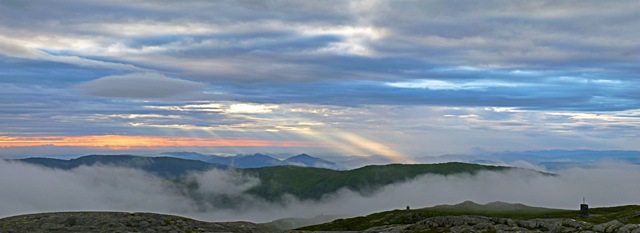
[0,212,278,233]
[290,215,640,233]
[3,211,640,233]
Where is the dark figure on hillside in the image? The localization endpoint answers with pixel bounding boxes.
[580,197,589,218]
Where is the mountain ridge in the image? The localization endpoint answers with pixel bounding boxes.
[16,155,226,178]
[242,162,518,201]
[161,152,342,169]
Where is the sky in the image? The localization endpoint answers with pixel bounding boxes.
[1,0,639,160]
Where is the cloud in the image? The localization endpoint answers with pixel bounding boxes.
[224,104,280,114]
[2,0,638,73]
[186,169,259,196]
[0,36,143,71]
[77,73,206,98]
[386,79,527,90]
[0,0,638,153]
[0,36,43,58]
[0,161,196,216]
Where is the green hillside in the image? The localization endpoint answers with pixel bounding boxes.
[243,162,514,201]
[300,201,640,231]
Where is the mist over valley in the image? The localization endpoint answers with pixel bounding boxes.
[2,151,639,225]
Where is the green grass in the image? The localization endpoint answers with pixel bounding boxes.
[300,201,640,231]
[243,166,341,200]
[583,205,640,224]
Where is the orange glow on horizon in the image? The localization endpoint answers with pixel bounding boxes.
[0,135,326,149]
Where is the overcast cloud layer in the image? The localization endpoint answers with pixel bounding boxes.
[0,0,639,157]
[1,161,639,223]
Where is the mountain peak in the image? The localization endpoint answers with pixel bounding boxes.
[284,154,341,169]
[288,153,313,159]
[245,153,271,158]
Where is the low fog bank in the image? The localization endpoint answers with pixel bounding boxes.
[1,160,639,223]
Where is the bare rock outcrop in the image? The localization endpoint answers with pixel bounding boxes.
[0,212,278,233]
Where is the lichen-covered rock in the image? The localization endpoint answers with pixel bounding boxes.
[362,215,598,233]
[593,220,624,233]
[618,224,640,233]
[363,215,579,232]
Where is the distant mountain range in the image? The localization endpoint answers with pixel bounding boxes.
[16,155,226,178]
[279,150,640,170]
[161,152,342,170]
[10,152,342,179]
[11,149,636,177]
[431,150,640,170]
